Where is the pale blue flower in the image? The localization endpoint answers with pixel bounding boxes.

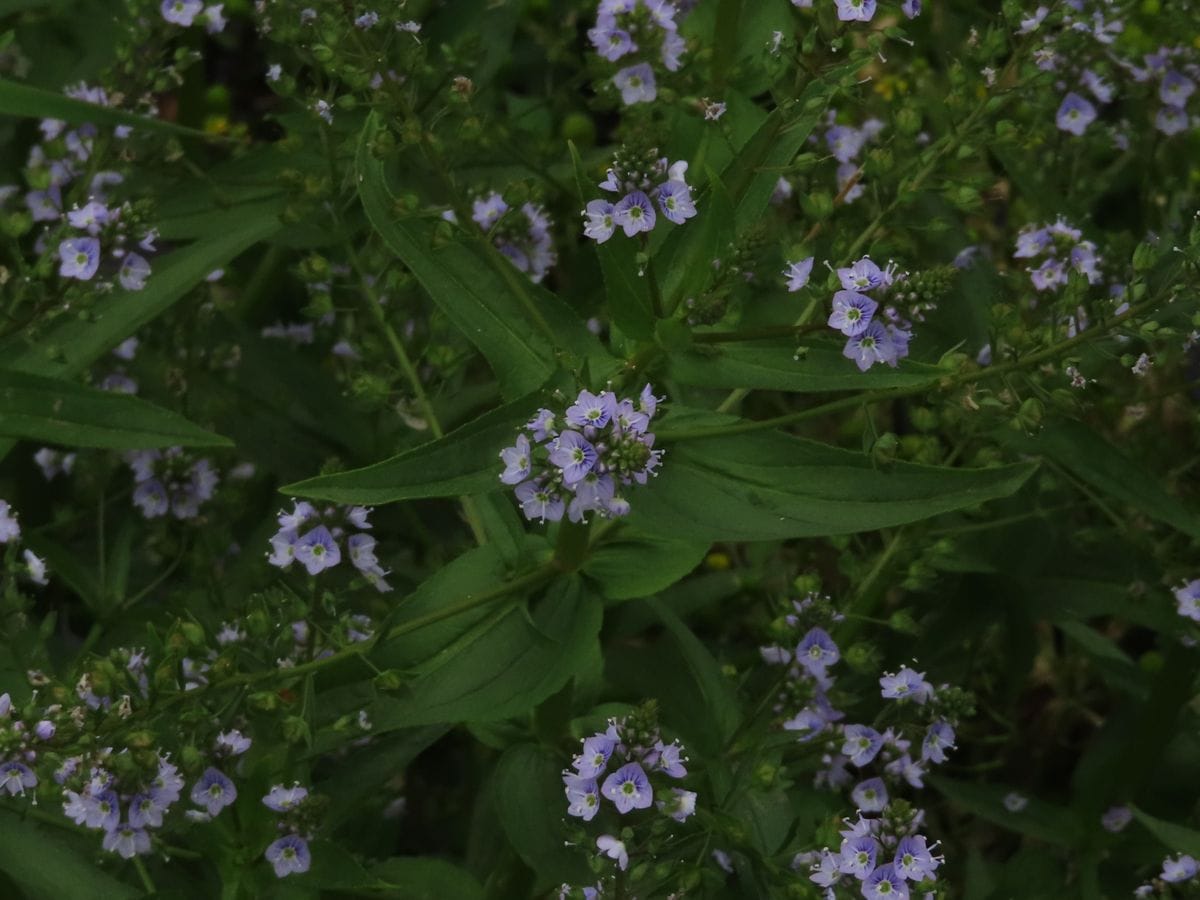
[842,724,884,767]
[263,784,309,812]
[784,257,814,292]
[295,525,340,575]
[596,834,628,870]
[1056,93,1097,135]
[828,290,878,337]
[613,63,656,105]
[834,0,876,22]
[161,0,203,25]
[583,199,617,243]
[601,762,653,813]
[265,835,311,878]
[58,237,100,280]
[613,190,656,236]
[499,434,532,485]
[103,825,150,859]
[657,180,696,224]
[190,768,237,817]
[894,835,940,881]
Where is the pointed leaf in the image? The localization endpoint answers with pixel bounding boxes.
[631,420,1036,541]
[0,369,232,449]
[282,384,557,505]
[669,341,945,393]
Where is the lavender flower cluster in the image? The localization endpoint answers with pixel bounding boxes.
[1137,853,1200,896]
[761,595,961,898]
[0,620,334,882]
[498,386,663,524]
[824,256,918,372]
[467,192,557,283]
[587,0,686,106]
[583,148,696,243]
[560,711,696,895]
[261,783,314,877]
[802,807,941,900]
[1174,579,1200,623]
[125,448,220,520]
[267,500,392,592]
[0,499,48,588]
[790,0,921,22]
[1025,1,1198,141]
[1013,218,1102,293]
[820,112,885,204]
[0,82,159,292]
[0,641,237,864]
[160,0,227,31]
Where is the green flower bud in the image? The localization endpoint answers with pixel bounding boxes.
[281,715,310,744]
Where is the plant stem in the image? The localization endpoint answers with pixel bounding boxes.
[664,292,1167,442]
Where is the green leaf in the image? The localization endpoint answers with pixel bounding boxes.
[929,776,1083,847]
[357,115,605,398]
[0,76,220,140]
[361,576,601,730]
[1009,419,1200,540]
[647,598,741,751]
[568,141,655,340]
[582,531,710,600]
[368,857,484,900]
[1024,576,1179,633]
[0,369,232,449]
[631,419,1037,541]
[317,726,447,828]
[1132,807,1200,856]
[281,383,557,504]
[303,841,388,890]
[0,808,140,900]
[493,743,592,884]
[669,341,945,393]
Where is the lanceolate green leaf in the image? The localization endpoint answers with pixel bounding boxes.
[1132,807,1200,856]
[0,808,140,900]
[363,577,602,730]
[368,858,484,900]
[583,532,710,601]
[629,423,1036,541]
[670,341,945,393]
[0,369,232,449]
[357,114,605,398]
[0,76,220,140]
[648,598,741,750]
[930,776,1082,847]
[494,743,593,884]
[1008,419,1200,540]
[281,383,557,504]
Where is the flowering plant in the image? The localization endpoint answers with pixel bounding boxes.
[0,0,1197,897]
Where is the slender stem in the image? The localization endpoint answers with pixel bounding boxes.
[664,291,1168,442]
[838,529,905,644]
[342,241,443,440]
[693,322,825,344]
[553,520,592,573]
[340,239,486,546]
[133,857,156,894]
[645,254,665,321]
